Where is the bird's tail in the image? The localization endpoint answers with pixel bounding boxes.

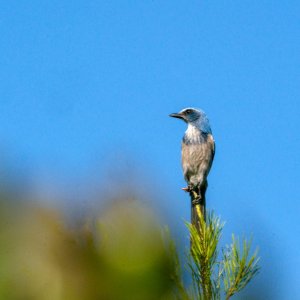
[191,180,207,230]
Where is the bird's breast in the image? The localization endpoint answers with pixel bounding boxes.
[181,133,215,185]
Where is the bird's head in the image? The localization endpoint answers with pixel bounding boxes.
[169,107,212,133]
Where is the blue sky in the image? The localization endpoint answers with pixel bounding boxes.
[1,1,300,298]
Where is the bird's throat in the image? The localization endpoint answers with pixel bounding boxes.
[183,124,204,145]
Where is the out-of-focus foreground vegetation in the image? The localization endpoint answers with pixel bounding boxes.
[0,191,183,300]
[0,181,259,300]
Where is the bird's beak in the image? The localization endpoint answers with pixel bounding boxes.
[169,113,184,120]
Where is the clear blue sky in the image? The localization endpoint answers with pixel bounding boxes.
[1,1,300,298]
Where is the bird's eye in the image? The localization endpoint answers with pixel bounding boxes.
[185,109,192,114]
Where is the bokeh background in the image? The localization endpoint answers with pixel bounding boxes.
[1,1,300,299]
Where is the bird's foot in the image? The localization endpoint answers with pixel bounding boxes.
[191,196,201,206]
[192,190,201,200]
[181,185,195,193]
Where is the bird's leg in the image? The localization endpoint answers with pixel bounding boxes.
[187,184,199,196]
[183,184,202,205]
[191,186,201,205]
[182,184,202,199]
[190,184,205,209]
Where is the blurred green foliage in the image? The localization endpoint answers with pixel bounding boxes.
[0,191,259,300]
[0,196,182,300]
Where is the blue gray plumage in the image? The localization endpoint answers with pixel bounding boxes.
[170,107,215,222]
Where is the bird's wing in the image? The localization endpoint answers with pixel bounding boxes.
[206,134,215,173]
[181,142,191,181]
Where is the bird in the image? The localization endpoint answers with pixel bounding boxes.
[169,108,215,223]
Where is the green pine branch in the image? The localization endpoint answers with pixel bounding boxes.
[222,235,260,300]
[185,211,260,300]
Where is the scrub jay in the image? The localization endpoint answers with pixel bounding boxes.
[170,108,215,222]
